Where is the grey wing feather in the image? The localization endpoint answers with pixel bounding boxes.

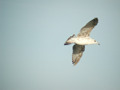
[78,18,98,37]
[72,44,85,65]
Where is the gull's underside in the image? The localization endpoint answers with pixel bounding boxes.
[64,18,99,65]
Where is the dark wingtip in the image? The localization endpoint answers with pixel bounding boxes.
[94,17,98,20]
[72,61,77,66]
[93,18,98,25]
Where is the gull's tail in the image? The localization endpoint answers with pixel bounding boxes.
[64,34,75,45]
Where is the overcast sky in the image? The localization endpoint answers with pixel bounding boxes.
[1,0,120,90]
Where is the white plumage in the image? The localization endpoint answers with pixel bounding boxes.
[64,18,99,65]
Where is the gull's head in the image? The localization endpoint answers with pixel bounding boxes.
[64,34,76,45]
[94,40,100,45]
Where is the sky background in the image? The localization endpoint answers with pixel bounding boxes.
[1,0,120,90]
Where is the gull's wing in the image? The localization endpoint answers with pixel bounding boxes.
[77,18,98,37]
[72,44,85,65]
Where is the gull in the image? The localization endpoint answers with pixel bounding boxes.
[64,18,99,65]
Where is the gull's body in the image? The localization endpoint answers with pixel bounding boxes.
[67,36,99,45]
[64,18,99,65]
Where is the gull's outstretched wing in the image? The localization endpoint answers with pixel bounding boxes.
[77,18,98,37]
[72,44,85,65]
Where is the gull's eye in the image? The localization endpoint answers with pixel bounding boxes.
[94,40,96,42]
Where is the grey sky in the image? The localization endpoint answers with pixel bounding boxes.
[1,0,120,90]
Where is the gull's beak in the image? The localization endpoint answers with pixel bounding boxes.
[98,42,100,45]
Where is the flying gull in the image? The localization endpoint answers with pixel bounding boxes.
[64,18,99,65]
